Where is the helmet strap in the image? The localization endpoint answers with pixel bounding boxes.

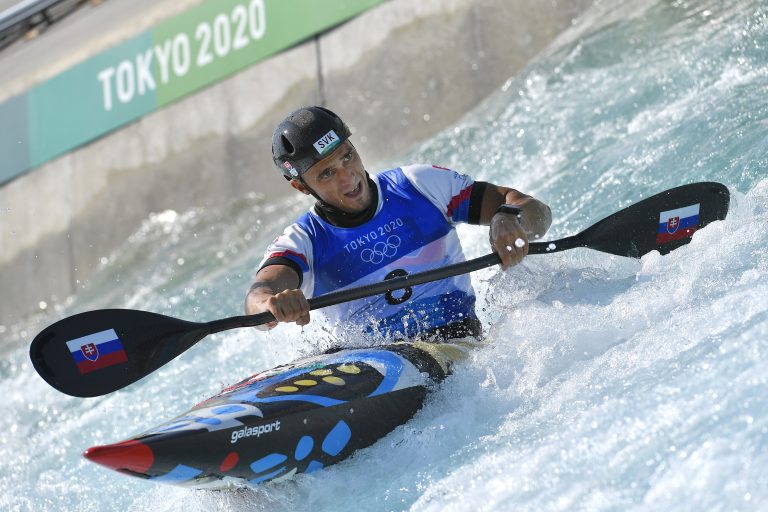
[309,172,379,228]
[296,176,328,205]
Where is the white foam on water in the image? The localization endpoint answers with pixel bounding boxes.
[3,0,768,510]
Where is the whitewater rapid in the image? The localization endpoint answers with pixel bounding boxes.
[2,0,767,510]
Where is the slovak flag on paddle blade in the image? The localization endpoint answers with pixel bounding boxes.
[66,328,128,375]
[656,203,700,245]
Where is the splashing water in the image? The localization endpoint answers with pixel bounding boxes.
[3,0,768,510]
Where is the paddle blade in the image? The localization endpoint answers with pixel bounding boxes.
[30,309,207,397]
[575,182,730,258]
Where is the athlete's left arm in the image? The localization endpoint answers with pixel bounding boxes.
[475,184,552,269]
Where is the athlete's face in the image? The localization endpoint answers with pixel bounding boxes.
[292,141,371,213]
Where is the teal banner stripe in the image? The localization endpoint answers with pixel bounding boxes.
[0,0,387,186]
[28,31,157,168]
[0,93,29,184]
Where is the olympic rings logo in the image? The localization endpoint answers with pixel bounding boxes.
[360,235,401,264]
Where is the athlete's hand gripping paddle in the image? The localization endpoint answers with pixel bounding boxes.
[30,182,730,398]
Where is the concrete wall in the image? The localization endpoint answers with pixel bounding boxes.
[0,0,594,327]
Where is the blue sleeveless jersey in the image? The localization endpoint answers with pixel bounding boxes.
[261,165,477,339]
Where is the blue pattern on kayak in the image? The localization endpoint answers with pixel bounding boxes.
[250,467,286,485]
[146,348,422,487]
[250,453,288,473]
[211,405,247,415]
[295,436,314,461]
[250,393,345,408]
[306,460,324,473]
[321,421,351,456]
[248,421,354,484]
[228,350,407,407]
[151,464,202,483]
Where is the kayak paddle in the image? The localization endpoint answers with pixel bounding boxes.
[30,181,729,397]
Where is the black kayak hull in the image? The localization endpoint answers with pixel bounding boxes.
[84,342,463,488]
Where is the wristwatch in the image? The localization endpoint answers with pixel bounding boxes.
[495,204,522,217]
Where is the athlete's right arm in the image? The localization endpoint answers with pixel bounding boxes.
[245,265,310,330]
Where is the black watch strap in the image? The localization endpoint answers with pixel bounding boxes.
[495,204,522,217]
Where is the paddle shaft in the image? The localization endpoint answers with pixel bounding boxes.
[204,238,583,334]
[29,181,730,397]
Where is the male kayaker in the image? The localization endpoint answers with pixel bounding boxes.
[245,106,551,341]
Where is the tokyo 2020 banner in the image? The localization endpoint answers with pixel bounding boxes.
[0,0,387,185]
